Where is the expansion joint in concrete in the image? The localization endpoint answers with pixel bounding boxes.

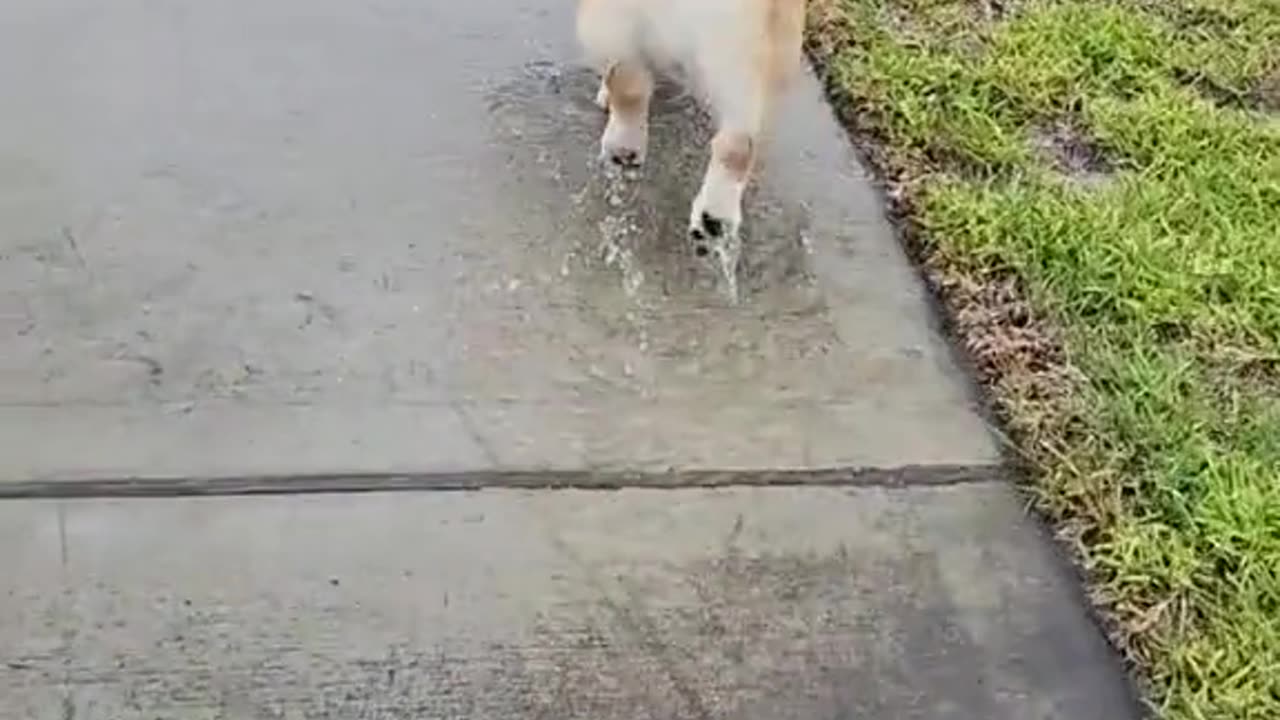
[0,464,1007,500]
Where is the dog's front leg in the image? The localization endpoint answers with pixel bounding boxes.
[597,61,653,168]
[577,0,652,168]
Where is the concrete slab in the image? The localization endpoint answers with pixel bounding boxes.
[0,484,1140,719]
[0,0,995,481]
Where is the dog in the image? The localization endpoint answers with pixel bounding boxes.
[576,0,807,248]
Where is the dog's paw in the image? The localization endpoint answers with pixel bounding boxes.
[599,116,647,169]
[688,193,741,257]
[602,144,642,169]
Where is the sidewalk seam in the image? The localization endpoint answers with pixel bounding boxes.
[0,464,1008,500]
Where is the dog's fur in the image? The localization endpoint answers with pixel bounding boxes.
[576,0,806,245]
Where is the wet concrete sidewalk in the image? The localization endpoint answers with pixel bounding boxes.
[0,0,1140,718]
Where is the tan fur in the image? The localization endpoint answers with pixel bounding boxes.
[713,130,755,180]
[603,62,652,115]
[577,0,807,245]
[766,0,807,84]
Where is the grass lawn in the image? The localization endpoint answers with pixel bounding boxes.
[804,0,1280,717]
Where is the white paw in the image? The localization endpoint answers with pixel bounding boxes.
[599,114,647,169]
[688,171,744,255]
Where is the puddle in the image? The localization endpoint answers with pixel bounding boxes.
[467,58,857,403]
[484,59,818,310]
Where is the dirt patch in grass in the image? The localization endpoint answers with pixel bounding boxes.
[806,1,1280,718]
[1030,119,1114,185]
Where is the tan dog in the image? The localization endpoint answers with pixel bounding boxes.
[576,0,806,246]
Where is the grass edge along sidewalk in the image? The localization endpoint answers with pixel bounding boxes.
[804,0,1280,718]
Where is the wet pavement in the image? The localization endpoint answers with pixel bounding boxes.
[0,1,1140,718]
[1,0,992,479]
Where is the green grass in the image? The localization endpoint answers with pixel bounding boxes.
[806,0,1280,717]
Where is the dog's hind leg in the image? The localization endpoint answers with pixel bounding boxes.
[688,0,804,248]
[688,60,764,247]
